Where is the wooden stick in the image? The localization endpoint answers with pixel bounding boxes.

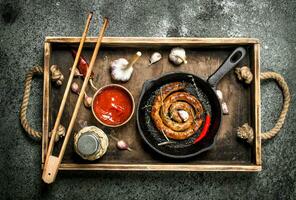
[42,12,92,180]
[42,17,109,184]
[126,51,142,68]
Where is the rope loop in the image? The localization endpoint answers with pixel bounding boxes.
[20,66,44,139]
[237,71,291,143]
[20,66,65,140]
[260,72,291,140]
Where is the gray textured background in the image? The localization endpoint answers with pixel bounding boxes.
[0,0,295,199]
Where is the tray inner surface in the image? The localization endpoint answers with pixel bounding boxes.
[49,44,252,165]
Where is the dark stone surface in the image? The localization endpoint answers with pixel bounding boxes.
[0,0,295,199]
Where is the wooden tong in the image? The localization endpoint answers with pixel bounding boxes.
[42,13,109,184]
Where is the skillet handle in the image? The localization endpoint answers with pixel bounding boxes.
[207,47,246,87]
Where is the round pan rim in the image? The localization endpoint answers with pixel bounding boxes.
[136,72,222,159]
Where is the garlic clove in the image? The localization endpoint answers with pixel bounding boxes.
[149,52,162,65]
[71,82,80,94]
[116,140,132,151]
[177,110,189,122]
[70,68,83,77]
[74,68,83,77]
[84,93,92,108]
[216,90,223,101]
[221,102,229,115]
[117,140,128,150]
[169,47,187,65]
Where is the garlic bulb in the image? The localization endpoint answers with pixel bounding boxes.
[110,52,142,82]
[149,52,162,65]
[110,58,132,82]
[169,47,187,65]
[178,110,189,122]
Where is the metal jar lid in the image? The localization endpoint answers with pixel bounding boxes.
[74,126,109,161]
[76,132,100,156]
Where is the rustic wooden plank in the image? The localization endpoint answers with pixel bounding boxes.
[253,43,261,165]
[42,42,51,164]
[45,37,259,45]
[50,163,261,172]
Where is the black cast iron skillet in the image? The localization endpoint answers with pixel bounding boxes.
[137,47,246,159]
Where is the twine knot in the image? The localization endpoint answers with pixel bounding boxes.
[50,65,64,86]
[235,66,253,84]
[237,123,254,144]
[50,125,66,142]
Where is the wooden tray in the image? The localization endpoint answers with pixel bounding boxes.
[42,37,261,172]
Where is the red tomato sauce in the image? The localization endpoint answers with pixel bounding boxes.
[93,86,133,126]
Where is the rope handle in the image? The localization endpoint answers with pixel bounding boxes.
[20,66,65,140]
[20,66,44,139]
[260,72,291,139]
[237,71,291,143]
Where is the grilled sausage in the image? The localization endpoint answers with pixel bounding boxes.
[151,82,204,140]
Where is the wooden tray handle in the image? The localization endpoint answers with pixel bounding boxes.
[20,66,44,139]
[20,66,64,140]
[237,71,291,143]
